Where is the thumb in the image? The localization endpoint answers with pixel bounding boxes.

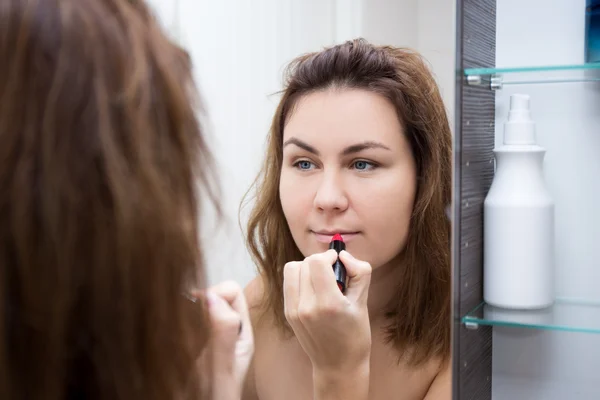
[338,250,372,303]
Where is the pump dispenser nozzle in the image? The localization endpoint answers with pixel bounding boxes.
[504,94,536,145]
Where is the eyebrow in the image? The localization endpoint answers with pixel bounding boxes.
[282,137,391,156]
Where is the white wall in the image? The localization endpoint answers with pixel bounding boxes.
[417,0,456,129]
[176,0,342,287]
[359,0,456,128]
[493,0,600,399]
[146,0,456,287]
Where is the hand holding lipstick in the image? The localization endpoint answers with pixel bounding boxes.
[191,281,254,400]
[283,249,372,398]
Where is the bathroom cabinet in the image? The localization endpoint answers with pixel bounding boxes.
[453,1,600,399]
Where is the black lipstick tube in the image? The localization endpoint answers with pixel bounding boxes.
[329,239,347,293]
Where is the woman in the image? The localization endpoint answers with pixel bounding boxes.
[243,39,452,400]
[0,0,252,399]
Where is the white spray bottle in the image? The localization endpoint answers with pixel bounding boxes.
[483,94,555,310]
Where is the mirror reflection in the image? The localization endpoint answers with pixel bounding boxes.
[1,0,456,399]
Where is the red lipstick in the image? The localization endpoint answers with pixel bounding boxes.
[329,234,347,293]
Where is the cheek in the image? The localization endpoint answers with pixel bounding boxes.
[361,187,414,235]
[279,171,312,232]
[351,173,417,263]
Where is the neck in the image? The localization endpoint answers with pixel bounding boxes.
[366,255,403,323]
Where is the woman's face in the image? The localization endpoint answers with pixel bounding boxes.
[279,89,417,269]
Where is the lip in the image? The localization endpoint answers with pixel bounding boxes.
[311,231,360,243]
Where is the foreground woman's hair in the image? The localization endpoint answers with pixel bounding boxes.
[0,0,217,398]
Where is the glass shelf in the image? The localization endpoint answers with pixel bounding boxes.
[464,63,600,88]
[462,298,600,334]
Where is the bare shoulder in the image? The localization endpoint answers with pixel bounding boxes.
[377,355,450,400]
[243,274,284,343]
[244,275,265,309]
[423,357,451,400]
[244,274,269,325]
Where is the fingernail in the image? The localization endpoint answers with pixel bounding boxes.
[205,291,218,308]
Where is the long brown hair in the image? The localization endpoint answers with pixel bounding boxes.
[0,0,218,398]
[244,38,451,366]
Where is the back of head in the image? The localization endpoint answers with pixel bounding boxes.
[0,0,214,398]
[246,38,451,365]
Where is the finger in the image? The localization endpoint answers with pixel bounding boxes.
[191,284,243,334]
[338,250,372,303]
[307,249,339,296]
[204,291,252,383]
[206,280,242,304]
[206,281,253,351]
[300,257,318,301]
[205,291,242,352]
[283,261,301,323]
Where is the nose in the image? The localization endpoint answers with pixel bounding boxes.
[313,171,349,213]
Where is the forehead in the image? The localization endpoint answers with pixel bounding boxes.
[283,89,405,148]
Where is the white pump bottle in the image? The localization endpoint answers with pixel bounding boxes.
[483,94,555,310]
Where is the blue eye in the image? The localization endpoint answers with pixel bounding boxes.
[352,160,375,171]
[294,160,315,170]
